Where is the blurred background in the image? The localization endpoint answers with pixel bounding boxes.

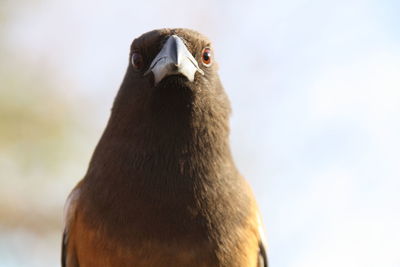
[1,0,399,266]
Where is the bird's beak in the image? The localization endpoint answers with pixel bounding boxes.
[144,35,204,85]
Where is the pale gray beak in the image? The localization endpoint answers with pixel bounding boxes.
[144,35,204,85]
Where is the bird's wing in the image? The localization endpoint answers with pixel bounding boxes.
[62,185,81,267]
[257,214,268,267]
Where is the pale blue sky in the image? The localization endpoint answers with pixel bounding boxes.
[2,0,400,266]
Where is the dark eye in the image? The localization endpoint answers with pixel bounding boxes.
[131,52,143,70]
[201,47,212,67]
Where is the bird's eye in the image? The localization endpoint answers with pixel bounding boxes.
[131,52,143,70]
[201,47,212,67]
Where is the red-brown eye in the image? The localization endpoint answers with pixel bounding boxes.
[201,47,212,67]
[131,52,143,70]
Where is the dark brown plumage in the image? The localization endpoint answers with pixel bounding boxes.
[62,28,267,267]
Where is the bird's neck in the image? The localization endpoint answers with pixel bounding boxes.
[86,98,235,186]
[81,86,242,234]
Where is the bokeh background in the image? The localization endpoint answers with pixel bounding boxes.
[1,0,399,266]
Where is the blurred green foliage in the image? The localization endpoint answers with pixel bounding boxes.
[0,63,75,170]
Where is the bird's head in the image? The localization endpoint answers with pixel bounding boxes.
[113,28,229,116]
[129,28,215,88]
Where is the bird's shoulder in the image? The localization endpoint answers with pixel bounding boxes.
[63,182,83,231]
[62,181,83,267]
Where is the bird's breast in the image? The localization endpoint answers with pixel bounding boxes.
[75,172,260,266]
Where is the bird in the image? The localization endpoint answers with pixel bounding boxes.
[62,28,267,267]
